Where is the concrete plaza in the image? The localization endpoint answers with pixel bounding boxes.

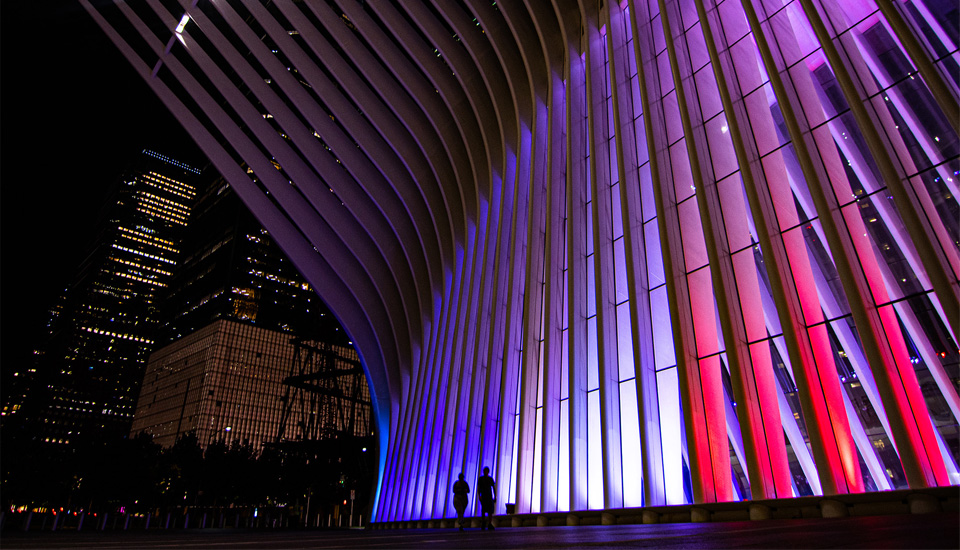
[2,512,957,549]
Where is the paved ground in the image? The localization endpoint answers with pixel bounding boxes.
[2,513,957,549]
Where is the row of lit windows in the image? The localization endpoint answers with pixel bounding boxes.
[247,268,310,289]
[140,173,196,199]
[137,191,190,216]
[109,255,172,277]
[116,234,178,257]
[138,189,191,212]
[137,180,194,205]
[110,243,175,264]
[81,325,153,344]
[113,270,166,288]
[177,289,225,318]
[143,170,196,193]
[137,203,187,225]
[118,226,178,250]
[136,204,188,226]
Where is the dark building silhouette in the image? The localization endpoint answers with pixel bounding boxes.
[130,179,368,450]
[156,178,348,346]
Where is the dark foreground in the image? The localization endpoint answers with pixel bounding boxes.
[1,513,957,549]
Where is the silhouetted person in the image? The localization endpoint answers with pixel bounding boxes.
[477,466,496,530]
[452,472,470,530]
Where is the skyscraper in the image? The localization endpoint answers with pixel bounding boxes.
[15,149,201,445]
[130,180,368,450]
[84,0,958,523]
[156,178,347,345]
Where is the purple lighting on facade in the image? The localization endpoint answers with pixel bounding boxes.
[85,0,959,524]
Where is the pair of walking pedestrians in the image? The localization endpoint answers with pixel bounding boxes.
[451,467,496,531]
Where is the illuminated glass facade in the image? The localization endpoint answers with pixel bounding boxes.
[85,0,957,522]
[24,149,199,444]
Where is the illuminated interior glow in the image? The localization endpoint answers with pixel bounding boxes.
[84,0,960,523]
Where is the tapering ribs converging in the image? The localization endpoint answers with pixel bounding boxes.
[85,0,959,522]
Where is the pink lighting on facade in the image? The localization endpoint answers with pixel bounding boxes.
[85,0,959,523]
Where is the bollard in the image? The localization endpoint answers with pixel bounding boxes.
[749,504,772,521]
[165,513,171,530]
[691,508,711,523]
[642,510,660,524]
[908,493,941,515]
[566,514,581,526]
[819,499,848,518]
[124,514,130,530]
[77,512,85,532]
[201,513,207,529]
[145,513,151,530]
[51,513,59,532]
[101,513,109,531]
[359,515,363,528]
[184,513,190,529]
[23,511,33,532]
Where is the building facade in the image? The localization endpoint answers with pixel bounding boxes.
[134,179,367,449]
[14,149,200,444]
[131,318,368,449]
[156,177,348,345]
[84,0,958,522]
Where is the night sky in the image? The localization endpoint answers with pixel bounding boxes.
[2,2,206,378]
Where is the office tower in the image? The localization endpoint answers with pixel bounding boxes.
[130,318,368,450]
[157,178,348,344]
[85,0,958,523]
[131,180,368,449]
[21,149,201,445]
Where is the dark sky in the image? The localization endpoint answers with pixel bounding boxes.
[2,2,205,376]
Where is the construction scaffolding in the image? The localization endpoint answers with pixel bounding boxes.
[275,339,371,444]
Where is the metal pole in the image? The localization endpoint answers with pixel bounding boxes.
[304,490,311,528]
